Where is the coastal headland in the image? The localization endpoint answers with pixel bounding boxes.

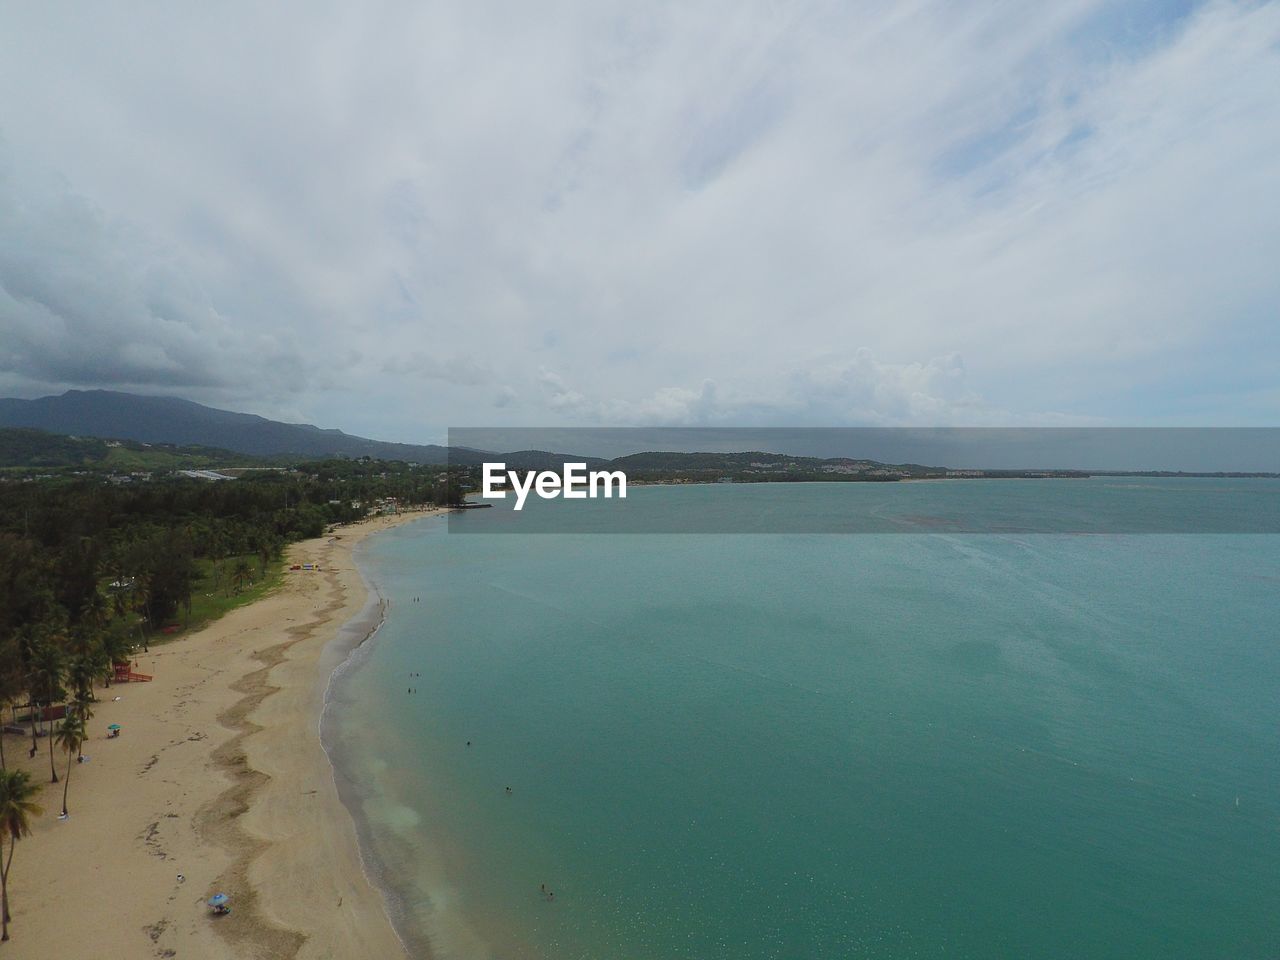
[3,510,435,960]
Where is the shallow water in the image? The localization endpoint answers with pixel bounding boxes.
[326,481,1280,959]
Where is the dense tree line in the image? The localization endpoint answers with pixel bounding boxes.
[0,458,467,943]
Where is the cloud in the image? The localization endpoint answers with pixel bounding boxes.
[535,350,1072,427]
[0,1,1276,436]
[381,351,492,387]
[0,154,311,405]
[783,352,983,425]
[538,373,721,425]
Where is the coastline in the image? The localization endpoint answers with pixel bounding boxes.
[3,509,437,960]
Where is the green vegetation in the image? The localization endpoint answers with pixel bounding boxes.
[0,449,468,943]
[0,768,41,942]
[174,553,286,640]
[0,427,268,473]
[0,430,109,470]
[53,713,85,818]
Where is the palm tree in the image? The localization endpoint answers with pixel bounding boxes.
[27,641,65,784]
[0,768,42,940]
[54,715,86,818]
[100,625,135,689]
[230,559,253,594]
[0,639,25,771]
[17,631,41,763]
[79,589,108,636]
[131,572,153,630]
[65,654,97,707]
[108,557,131,620]
[70,697,94,761]
[209,531,228,591]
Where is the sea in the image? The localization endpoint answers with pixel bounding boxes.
[322,479,1280,960]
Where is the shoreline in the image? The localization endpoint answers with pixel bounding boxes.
[316,535,420,960]
[2,509,438,959]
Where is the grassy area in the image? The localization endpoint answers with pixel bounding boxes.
[102,445,236,471]
[149,554,285,643]
[0,427,265,473]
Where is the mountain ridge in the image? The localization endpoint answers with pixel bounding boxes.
[0,390,479,464]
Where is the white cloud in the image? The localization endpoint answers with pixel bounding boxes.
[534,350,1082,427]
[381,351,492,387]
[0,1,1276,435]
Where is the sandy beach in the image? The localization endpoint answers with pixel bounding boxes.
[2,510,436,959]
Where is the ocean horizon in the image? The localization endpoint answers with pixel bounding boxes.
[326,480,1280,959]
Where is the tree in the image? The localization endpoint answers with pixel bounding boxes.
[0,638,24,771]
[434,475,468,507]
[77,586,108,636]
[27,640,65,784]
[131,571,153,628]
[230,559,253,594]
[100,624,135,687]
[70,696,93,761]
[55,535,101,621]
[65,616,106,706]
[146,531,196,624]
[0,536,60,652]
[208,530,228,591]
[0,768,42,941]
[65,649,100,707]
[54,714,86,818]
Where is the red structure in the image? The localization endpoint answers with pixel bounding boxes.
[112,662,153,682]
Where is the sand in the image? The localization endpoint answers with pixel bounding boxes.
[2,510,437,959]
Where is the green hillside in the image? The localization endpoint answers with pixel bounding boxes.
[0,427,265,471]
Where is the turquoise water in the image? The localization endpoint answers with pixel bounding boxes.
[327,481,1280,959]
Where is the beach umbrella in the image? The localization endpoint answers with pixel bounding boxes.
[208,894,229,907]
[107,724,122,731]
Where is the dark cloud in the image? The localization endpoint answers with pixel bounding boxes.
[0,157,293,397]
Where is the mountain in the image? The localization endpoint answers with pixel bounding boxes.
[609,450,935,479]
[0,390,480,464]
[488,450,610,471]
[0,427,266,471]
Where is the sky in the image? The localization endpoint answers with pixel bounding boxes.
[0,1,1277,445]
